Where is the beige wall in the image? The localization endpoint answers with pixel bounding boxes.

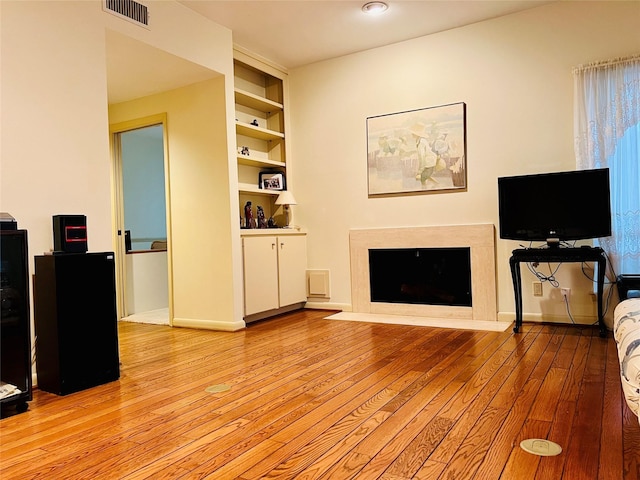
[1,1,245,330]
[109,78,241,330]
[2,0,638,332]
[290,1,640,325]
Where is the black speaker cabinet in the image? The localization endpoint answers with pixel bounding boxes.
[1,229,33,416]
[34,252,119,395]
[53,215,87,253]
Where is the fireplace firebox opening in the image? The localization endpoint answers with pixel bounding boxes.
[369,248,472,307]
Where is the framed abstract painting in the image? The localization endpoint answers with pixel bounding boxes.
[366,102,467,196]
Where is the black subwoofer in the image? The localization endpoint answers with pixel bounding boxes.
[34,252,119,395]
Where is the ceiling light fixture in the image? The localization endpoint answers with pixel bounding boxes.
[362,1,388,15]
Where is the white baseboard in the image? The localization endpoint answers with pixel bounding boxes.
[172,317,246,331]
[497,311,608,329]
[304,301,352,311]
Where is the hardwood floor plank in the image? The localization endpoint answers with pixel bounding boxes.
[499,418,550,480]
[438,405,510,480]
[251,331,491,479]
[528,367,567,422]
[242,343,455,478]
[382,415,454,478]
[264,411,393,480]
[562,336,606,479]
[197,438,286,479]
[622,404,640,480]
[349,331,513,466]
[1,312,636,479]
[532,332,595,479]
[599,339,624,480]
[431,328,549,467]
[412,459,447,480]
[534,399,576,479]
[469,330,564,479]
[126,322,439,478]
[319,329,531,478]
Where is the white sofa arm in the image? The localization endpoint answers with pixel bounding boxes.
[613,298,640,423]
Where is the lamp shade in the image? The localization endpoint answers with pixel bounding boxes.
[275,191,297,206]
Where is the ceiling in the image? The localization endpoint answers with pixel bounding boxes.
[106,0,554,103]
[179,0,554,69]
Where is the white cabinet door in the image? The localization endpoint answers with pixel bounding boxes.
[277,235,307,307]
[243,236,279,316]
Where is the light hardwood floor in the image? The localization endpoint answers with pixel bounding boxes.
[1,309,639,479]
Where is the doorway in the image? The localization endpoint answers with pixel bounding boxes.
[111,115,171,325]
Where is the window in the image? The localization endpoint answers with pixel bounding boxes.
[574,55,640,275]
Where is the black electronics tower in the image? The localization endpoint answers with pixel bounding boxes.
[34,252,119,395]
[0,229,33,416]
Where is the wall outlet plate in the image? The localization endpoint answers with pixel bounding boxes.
[533,282,543,297]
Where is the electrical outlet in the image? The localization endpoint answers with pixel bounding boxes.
[533,281,543,297]
[561,288,571,300]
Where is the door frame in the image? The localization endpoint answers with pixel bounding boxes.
[109,113,173,325]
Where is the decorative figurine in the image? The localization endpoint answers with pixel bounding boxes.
[257,206,267,229]
[268,217,277,228]
[239,146,250,156]
[250,119,259,126]
[244,201,254,229]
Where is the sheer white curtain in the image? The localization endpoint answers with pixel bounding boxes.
[574,55,640,275]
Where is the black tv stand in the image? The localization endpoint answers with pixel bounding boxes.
[509,246,607,337]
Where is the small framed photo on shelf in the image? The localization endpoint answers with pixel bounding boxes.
[259,171,286,191]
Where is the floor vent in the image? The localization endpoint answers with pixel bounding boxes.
[103,0,149,28]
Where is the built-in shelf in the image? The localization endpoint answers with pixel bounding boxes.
[234,88,283,113]
[237,155,285,169]
[240,228,306,236]
[238,182,281,196]
[236,121,284,141]
[235,52,289,226]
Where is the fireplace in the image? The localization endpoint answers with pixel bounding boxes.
[350,224,497,321]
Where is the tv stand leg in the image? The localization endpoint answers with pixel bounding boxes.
[509,255,523,334]
[597,253,607,338]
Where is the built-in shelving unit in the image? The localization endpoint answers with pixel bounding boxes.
[234,49,290,228]
[233,50,307,322]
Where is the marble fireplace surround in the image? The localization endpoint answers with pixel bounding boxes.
[349,224,497,322]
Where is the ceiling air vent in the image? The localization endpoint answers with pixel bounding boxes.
[103,0,149,28]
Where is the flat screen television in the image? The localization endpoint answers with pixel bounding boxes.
[498,168,611,245]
